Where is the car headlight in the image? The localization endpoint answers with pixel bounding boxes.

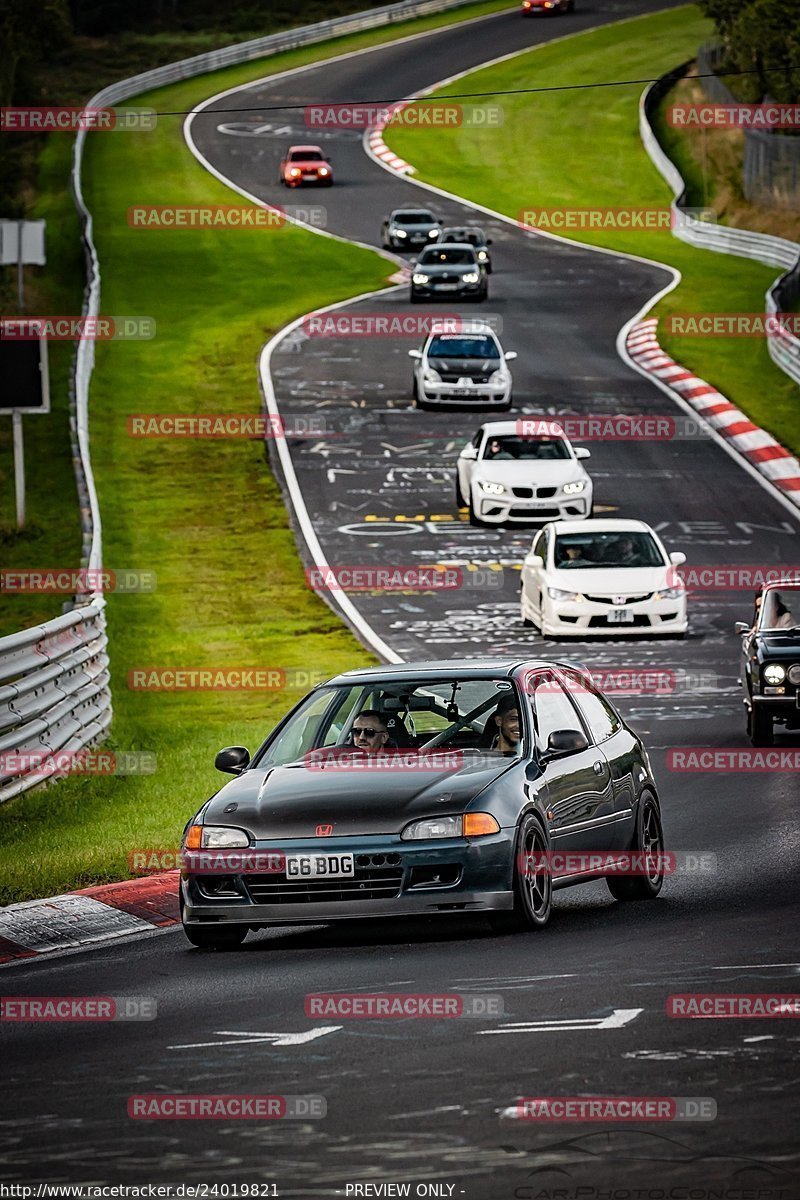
[318,166,330,175]
[788,664,800,685]
[462,272,480,283]
[562,480,585,495]
[488,370,510,386]
[427,228,439,238]
[412,273,430,285]
[423,367,441,383]
[401,813,500,840]
[288,168,301,177]
[184,825,250,850]
[477,250,489,261]
[478,479,505,495]
[392,227,407,237]
[548,586,582,602]
[764,663,786,685]
[654,586,685,601]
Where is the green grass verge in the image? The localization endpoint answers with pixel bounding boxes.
[385,4,799,456]
[0,0,518,904]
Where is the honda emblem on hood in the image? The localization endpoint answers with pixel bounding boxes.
[315,824,334,837]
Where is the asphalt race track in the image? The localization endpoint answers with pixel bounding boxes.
[3,2,799,1195]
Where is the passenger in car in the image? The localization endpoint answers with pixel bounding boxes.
[491,694,521,754]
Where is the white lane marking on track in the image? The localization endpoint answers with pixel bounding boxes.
[477,1007,643,1035]
[169,1027,341,1049]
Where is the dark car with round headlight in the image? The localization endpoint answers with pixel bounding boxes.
[179,658,665,949]
[735,581,800,745]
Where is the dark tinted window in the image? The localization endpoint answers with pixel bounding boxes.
[395,212,436,224]
[561,671,620,742]
[554,531,665,570]
[483,436,569,461]
[528,674,584,750]
[428,335,499,359]
[289,150,324,161]
[419,248,476,266]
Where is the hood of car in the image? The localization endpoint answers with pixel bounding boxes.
[202,756,514,839]
[475,460,580,485]
[753,632,800,659]
[429,356,497,376]
[288,158,328,167]
[395,222,437,233]
[547,565,672,594]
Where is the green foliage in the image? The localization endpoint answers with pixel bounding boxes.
[698,0,800,101]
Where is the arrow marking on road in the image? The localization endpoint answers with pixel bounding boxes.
[168,1027,341,1050]
[477,1008,643,1035]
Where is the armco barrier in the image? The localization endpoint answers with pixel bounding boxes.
[0,0,486,805]
[639,64,800,389]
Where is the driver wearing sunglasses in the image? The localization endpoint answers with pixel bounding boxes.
[350,710,390,754]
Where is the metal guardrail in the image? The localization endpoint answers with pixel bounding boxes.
[0,0,486,805]
[640,64,800,389]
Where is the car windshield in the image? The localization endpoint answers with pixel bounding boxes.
[419,248,475,266]
[759,586,800,630]
[254,678,525,768]
[483,436,569,461]
[394,212,435,224]
[442,230,483,245]
[428,335,499,359]
[554,531,665,569]
[290,150,324,161]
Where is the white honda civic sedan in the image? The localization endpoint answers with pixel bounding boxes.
[456,420,592,525]
[520,519,688,638]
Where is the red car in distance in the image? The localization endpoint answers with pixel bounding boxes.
[279,145,334,187]
[521,0,574,12]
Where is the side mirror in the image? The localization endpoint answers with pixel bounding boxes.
[669,551,687,566]
[215,746,250,775]
[504,351,518,361]
[543,729,588,758]
[524,553,544,570]
[574,447,591,460]
[461,444,479,460]
[408,349,422,359]
[734,621,750,635]
[486,238,493,245]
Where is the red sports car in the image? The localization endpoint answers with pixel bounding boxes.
[522,0,574,12]
[279,145,334,187]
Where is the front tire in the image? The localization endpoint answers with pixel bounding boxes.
[468,494,482,527]
[748,704,774,747]
[455,476,465,508]
[606,791,664,902]
[490,813,552,932]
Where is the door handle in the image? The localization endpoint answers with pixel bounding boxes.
[592,760,605,775]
